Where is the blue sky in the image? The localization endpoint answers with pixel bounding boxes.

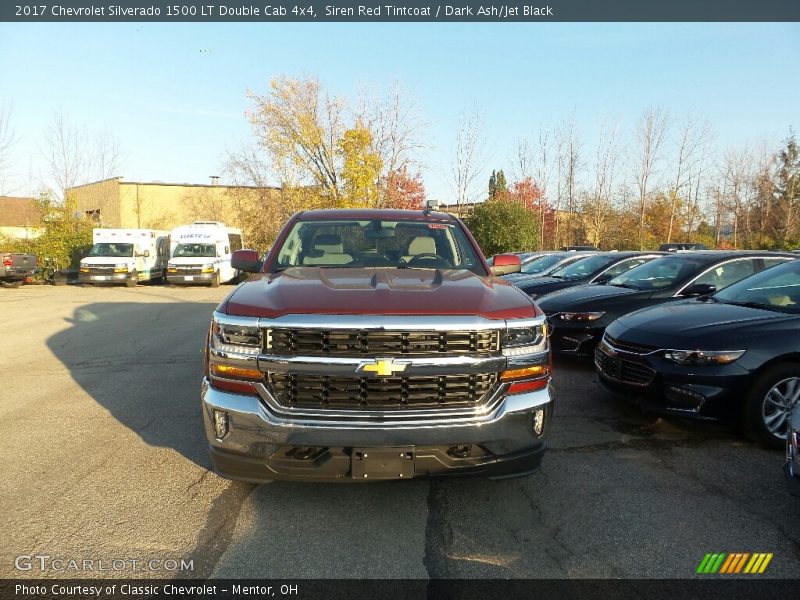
[1,22,798,200]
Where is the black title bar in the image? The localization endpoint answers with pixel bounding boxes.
[3,0,800,22]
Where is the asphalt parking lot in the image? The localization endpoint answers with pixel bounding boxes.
[2,283,799,579]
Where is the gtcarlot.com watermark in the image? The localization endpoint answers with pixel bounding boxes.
[14,554,194,573]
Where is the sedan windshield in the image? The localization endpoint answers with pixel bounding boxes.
[271,219,484,274]
[521,253,567,274]
[88,243,133,258]
[550,254,617,280]
[608,256,708,290]
[714,260,800,313]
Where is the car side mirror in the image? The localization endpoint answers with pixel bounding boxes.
[683,282,716,297]
[232,249,263,273]
[491,254,521,276]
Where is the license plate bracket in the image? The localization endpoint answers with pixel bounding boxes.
[351,447,415,480]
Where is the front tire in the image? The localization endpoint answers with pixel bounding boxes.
[210,271,220,288]
[126,270,138,288]
[1,279,23,288]
[744,363,800,448]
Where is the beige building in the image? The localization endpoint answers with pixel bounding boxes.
[68,177,277,231]
[0,196,43,241]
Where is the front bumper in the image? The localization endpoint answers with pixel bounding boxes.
[79,272,130,284]
[201,379,553,483]
[167,273,214,284]
[547,322,604,356]
[594,344,751,421]
[786,429,800,497]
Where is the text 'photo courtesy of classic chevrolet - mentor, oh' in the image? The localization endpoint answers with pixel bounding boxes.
[201,208,554,482]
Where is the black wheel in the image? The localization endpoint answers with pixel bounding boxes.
[210,271,220,288]
[744,362,800,448]
[126,270,138,288]
[1,279,23,288]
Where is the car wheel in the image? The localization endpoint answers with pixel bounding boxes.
[211,271,220,288]
[1,280,23,288]
[126,270,138,288]
[745,363,800,448]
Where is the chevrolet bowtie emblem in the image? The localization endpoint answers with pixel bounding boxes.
[359,358,409,377]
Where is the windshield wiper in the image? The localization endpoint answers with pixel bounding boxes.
[722,300,772,310]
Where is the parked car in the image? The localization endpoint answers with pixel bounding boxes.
[167,221,244,287]
[512,251,663,299]
[202,208,553,482]
[659,242,708,251]
[561,245,598,251]
[0,252,37,288]
[786,404,800,495]
[536,251,795,355]
[595,258,800,448]
[502,251,598,284]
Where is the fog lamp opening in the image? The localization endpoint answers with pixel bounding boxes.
[531,407,545,436]
[213,410,229,439]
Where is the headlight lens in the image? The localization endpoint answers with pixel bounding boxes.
[663,349,745,366]
[210,316,262,356]
[502,322,548,356]
[558,311,605,322]
[201,264,215,273]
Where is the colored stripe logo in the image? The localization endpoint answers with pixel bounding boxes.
[696,552,773,574]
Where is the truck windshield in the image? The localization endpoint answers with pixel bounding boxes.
[88,243,133,258]
[272,219,485,274]
[173,244,217,258]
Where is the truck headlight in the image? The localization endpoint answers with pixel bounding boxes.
[114,263,128,273]
[210,315,262,356]
[557,311,605,322]
[663,349,745,366]
[201,264,215,273]
[502,322,548,357]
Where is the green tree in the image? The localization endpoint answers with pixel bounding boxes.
[496,169,507,196]
[10,192,94,269]
[488,170,497,199]
[466,199,540,257]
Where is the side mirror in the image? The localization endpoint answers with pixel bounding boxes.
[491,253,522,276]
[682,282,716,297]
[232,249,263,273]
[142,249,150,258]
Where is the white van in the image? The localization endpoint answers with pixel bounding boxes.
[166,221,244,287]
[79,229,170,287]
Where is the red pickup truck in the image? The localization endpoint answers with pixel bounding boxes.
[202,209,553,482]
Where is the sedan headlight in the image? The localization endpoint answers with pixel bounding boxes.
[502,322,548,356]
[557,311,605,322]
[663,349,746,366]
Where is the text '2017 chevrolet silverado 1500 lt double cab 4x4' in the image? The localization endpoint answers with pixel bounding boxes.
[201,209,554,482]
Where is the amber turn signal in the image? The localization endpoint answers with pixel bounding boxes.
[210,363,263,380]
[501,364,547,381]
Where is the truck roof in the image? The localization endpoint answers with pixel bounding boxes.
[297,208,456,222]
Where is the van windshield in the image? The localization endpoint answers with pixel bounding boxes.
[173,243,217,258]
[88,243,133,258]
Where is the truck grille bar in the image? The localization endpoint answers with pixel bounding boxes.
[268,372,498,410]
[268,328,500,356]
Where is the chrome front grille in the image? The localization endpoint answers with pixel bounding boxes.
[602,334,658,355]
[267,372,498,410]
[595,346,656,386]
[267,328,500,357]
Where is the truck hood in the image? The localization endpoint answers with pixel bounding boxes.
[221,267,538,320]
